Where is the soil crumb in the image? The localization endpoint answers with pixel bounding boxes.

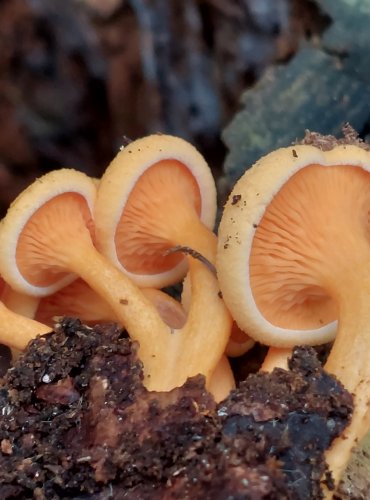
[299,123,370,151]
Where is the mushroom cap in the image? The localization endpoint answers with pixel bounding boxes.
[94,134,217,288]
[0,169,97,297]
[217,144,370,347]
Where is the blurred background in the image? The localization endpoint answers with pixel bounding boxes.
[0,0,332,215]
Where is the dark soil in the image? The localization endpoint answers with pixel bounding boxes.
[0,318,353,499]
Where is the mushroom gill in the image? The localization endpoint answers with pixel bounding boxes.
[95,134,218,288]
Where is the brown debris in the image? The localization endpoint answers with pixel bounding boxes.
[299,123,370,151]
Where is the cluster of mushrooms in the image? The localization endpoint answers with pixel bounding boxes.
[0,134,368,493]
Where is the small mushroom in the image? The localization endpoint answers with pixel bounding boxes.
[34,262,230,400]
[217,144,370,487]
[94,134,218,287]
[94,134,232,390]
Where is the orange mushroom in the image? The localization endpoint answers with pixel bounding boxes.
[35,278,116,326]
[35,275,232,400]
[94,134,232,389]
[0,167,230,392]
[259,347,291,371]
[94,134,218,286]
[217,144,370,489]
[208,355,236,402]
[0,303,51,351]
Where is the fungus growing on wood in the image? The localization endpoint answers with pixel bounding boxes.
[217,144,370,488]
[35,276,231,400]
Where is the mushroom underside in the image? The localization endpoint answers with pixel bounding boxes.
[251,164,370,334]
[116,160,202,275]
[16,192,95,289]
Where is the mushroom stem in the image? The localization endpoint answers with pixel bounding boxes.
[68,242,172,369]
[326,274,370,392]
[0,302,51,350]
[324,266,370,489]
[35,278,187,330]
[71,240,230,392]
[0,285,42,359]
[260,347,291,372]
[208,355,236,403]
[160,257,232,391]
[171,217,217,264]
[1,287,40,318]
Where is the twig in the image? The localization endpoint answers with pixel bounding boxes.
[164,245,217,276]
